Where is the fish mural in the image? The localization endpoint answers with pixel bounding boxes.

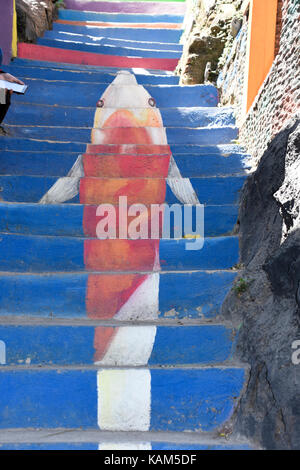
[39,70,201,433]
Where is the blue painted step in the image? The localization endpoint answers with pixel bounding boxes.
[0,271,237,319]
[12,80,218,107]
[5,104,236,128]
[0,442,252,450]
[0,175,246,204]
[4,65,180,84]
[10,57,178,74]
[0,234,239,272]
[52,23,183,43]
[42,30,184,51]
[0,203,239,237]
[0,368,245,431]
[5,125,238,145]
[0,150,248,177]
[0,137,245,155]
[0,325,235,365]
[36,38,182,59]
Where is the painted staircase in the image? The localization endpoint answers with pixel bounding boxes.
[0,0,252,450]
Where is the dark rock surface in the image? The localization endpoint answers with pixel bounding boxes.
[222,118,300,449]
[16,0,59,43]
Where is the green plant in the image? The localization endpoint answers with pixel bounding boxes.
[234,277,249,295]
[55,0,65,8]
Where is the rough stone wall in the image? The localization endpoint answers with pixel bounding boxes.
[176,0,243,85]
[16,0,59,43]
[217,17,248,111]
[223,117,300,450]
[239,0,300,165]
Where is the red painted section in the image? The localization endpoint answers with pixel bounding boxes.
[84,239,159,271]
[80,177,166,205]
[17,43,178,71]
[92,127,162,145]
[85,144,171,155]
[83,154,170,178]
[83,204,164,239]
[93,326,117,361]
[87,273,148,319]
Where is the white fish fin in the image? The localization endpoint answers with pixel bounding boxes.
[39,155,84,204]
[167,155,200,205]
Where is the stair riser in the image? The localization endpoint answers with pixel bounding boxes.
[58,10,184,23]
[36,38,182,59]
[42,31,184,51]
[0,443,251,450]
[0,203,239,238]
[6,104,234,128]
[12,80,218,107]
[0,138,245,155]
[62,1,187,15]
[18,43,179,71]
[0,175,245,205]
[0,235,239,272]
[0,325,235,366]
[5,65,180,83]
[53,23,183,42]
[0,152,248,177]
[0,368,245,431]
[0,271,237,320]
[5,126,237,145]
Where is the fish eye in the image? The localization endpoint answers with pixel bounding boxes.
[148,97,156,107]
[97,99,105,108]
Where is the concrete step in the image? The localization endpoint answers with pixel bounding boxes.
[0,175,246,204]
[6,104,235,128]
[10,58,177,74]
[4,125,237,145]
[0,203,239,237]
[11,79,218,107]
[0,234,239,272]
[36,37,182,59]
[0,271,237,320]
[0,367,245,431]
[58,9,184,24]
[4,64,180,84]
[0,138,245,155]
[17,43,179,70]
[0,151,249,177]
[51,22,183,42]
[62,0,186,15]
[0,324,236,366]
[42,30,184,51]
[0,440,252,450]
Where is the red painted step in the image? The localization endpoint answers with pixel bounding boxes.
[18,43,179,71]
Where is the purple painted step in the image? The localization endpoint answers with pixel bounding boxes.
[63,0,186,15]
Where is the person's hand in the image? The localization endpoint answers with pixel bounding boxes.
[0,73,24,86]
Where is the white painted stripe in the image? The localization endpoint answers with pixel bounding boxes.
[115,273,159,321]
[94,326,157,366]
[98,442,152,450]
[97,369,151,431]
